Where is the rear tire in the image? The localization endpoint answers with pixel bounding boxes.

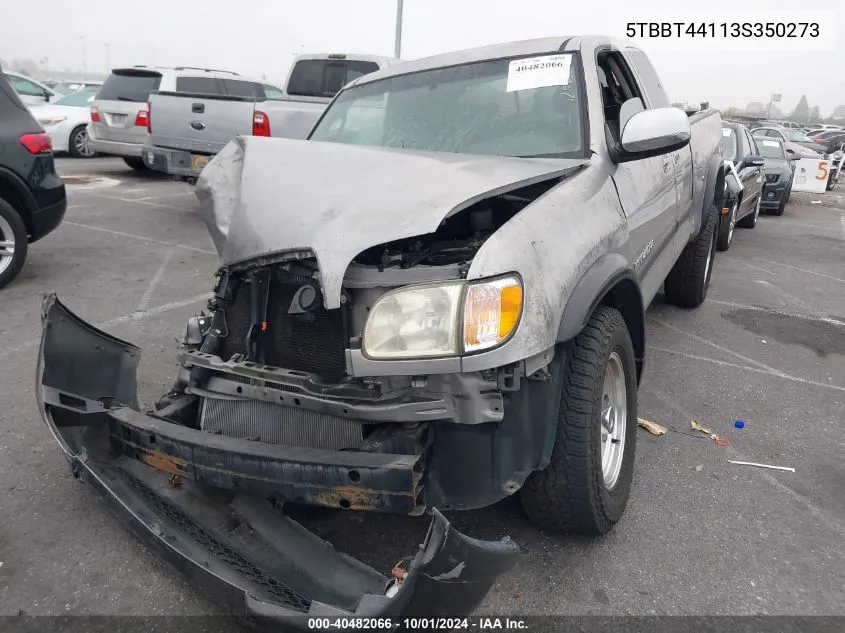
[737,194,760,228]
[123,157,148,171]
[664,203,717,308]
[716,201,737,251]
[520,306,637,536]
[0,198,29,289]
[68,125,95,158]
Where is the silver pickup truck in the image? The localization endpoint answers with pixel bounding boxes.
[38,36,725,624]
[142,53,400,180]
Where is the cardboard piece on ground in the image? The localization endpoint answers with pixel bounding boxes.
[637,418,667,436]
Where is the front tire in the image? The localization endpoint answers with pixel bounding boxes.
[664,203,717,308]
[737,194,760,228]
[68,125,95,158]
[122,157,148,171]
[0,198,29,289]
[520,306,637,536]
[716,201,737,251]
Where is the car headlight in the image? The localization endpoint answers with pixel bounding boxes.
[37,116,67,125]
[362,275,523,360]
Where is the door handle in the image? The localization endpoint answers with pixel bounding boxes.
[673,153,681,165]
[663,156,671,173]
[192,103,205,113]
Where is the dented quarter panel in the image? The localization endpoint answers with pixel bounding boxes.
[196,135,588,310]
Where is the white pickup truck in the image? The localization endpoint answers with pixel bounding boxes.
[141,53,400,180]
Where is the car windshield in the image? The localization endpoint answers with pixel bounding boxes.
[310,53,585,158]
[784,129,812,142]
[756,138,786,160]
[722,127,738,162]
[54,88,98,106]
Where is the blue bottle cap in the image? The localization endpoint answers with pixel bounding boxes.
[734,420,745,429]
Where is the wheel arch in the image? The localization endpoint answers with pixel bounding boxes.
[0,167,36,237]
[557,253,646,384]
[698,156,727,239]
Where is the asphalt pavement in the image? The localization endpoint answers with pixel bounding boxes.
[0,157,843,621]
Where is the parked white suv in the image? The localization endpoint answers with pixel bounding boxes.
[88,66,243,170]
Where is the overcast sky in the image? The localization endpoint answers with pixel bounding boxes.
[2,0,843,114]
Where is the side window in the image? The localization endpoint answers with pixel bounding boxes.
[176,76,223,95]
[262,84,284,99]
[9,75,44,97]
[596,50,644,141]
[625,48,670,108]
[223,79,261,98]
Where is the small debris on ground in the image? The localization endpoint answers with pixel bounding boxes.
[638,418,667,436]
[695,464,704,472]
[728,460,795,473]
[691,420,712,435]
[691,420,730,446]
[811,200,821,204]
[734,420,745,429]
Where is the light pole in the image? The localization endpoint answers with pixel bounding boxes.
[394,0,404,58]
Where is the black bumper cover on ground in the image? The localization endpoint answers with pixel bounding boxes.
[36,294,520,628]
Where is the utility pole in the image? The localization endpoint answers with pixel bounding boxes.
[394,0,404,58]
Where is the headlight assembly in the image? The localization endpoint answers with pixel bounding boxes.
[361,275,523,360]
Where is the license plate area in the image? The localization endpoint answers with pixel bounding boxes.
[192,155,209,173]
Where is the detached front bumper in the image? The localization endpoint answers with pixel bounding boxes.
[36,294,520,627]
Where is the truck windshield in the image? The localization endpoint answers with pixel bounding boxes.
[309,53,584,158]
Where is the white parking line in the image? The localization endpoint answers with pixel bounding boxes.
[136,250,175,312]
[757,258,845,286]
[63,221,216,255]
[2,293,210,359]
[651,345,845,393]
[650,317,786,377]
[708,298,845,327]
[754,280,813,312]
[840,215,845,240]
[84,192,177,209]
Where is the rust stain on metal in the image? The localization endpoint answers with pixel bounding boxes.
[141,449,187,477]
[315,486,377,510]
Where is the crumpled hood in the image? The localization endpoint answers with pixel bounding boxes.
[196,136,587,309]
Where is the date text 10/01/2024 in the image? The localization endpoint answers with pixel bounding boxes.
[626,22,820,38]
[307,618,528,630]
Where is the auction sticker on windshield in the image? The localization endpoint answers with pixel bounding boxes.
[507,54,572,92]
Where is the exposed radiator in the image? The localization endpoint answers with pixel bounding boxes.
[217,271,348,381]
[199,396,364,450]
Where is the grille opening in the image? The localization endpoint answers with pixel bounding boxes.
[217,269,348,381]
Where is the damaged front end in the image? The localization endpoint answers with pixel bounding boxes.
[37,294,520,624]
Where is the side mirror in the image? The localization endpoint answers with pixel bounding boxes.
[612,107,691,163]
[740,155,765,168]
[43,90,51,102]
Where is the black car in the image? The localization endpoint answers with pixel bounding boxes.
[755,137,797,215]
[810,130,845,154]
[0,65,66,288]
[718,121,765,251]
